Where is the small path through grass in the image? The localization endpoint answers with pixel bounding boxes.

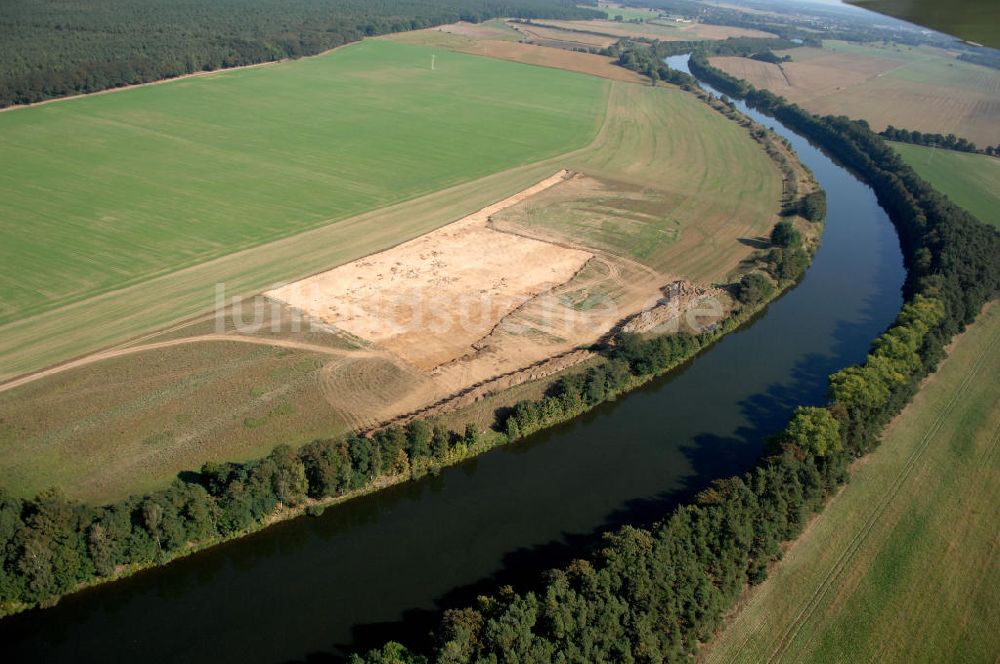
[0,334,386,395]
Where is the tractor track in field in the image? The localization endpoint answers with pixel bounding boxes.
[755,324,1000,664]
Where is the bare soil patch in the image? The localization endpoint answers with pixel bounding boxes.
[267,170,699,431]
[265,172,593,370]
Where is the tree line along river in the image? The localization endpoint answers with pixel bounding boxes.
[0,55,906,663]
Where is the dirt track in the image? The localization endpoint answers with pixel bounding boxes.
[0,334,384,395]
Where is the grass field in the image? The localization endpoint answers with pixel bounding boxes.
[0,77,789,503]
[710,40,1000,147]
[0,39,607,327]
[891,142,1000,229]
[384,25,642,81]
[510,82,784,281]
[703,302,1000,664]
[0,340,348,502]
[0,39,612,380]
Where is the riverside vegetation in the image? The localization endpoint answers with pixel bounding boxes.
[348,50,1000,664]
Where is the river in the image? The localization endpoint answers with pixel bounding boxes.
[0,54,906,663]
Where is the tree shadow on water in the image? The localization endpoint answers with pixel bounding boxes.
[289,248,904,663]
[294,350,851,662]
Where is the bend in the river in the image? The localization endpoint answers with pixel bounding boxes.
[0,55,906,664]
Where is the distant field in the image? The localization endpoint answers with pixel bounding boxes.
[710,40,1000,147]
[593,2,662,22]
[704,302,1000,664]
[891,142,1000,228]
[0,39,607,328]
[384,25,642,81]
[537,17,776,41]
[510,22,618,49]
[436,18,521,41]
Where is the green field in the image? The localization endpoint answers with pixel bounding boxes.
[704,302,1000,664]
[892,142,1000,229]
[503,82,783,281]
[0,78,789,503]
[0,39,606,327]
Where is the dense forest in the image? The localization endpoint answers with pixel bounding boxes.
[349,55,1000,664]
[0,0,601,107]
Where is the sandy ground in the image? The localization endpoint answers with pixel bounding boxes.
[265,172,593,370]
[265,171,713,430]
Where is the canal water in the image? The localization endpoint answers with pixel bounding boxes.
[0,54,906,663]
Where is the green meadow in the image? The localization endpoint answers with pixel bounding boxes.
[598,4,661,21]
[0,39,607,325]
[892,142,1000,229]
